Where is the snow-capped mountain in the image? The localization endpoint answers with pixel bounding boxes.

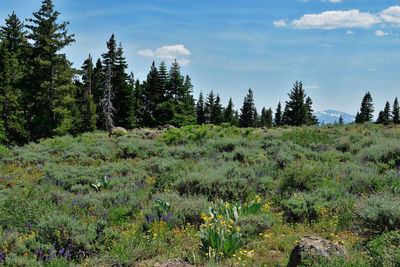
[314,110,355,125]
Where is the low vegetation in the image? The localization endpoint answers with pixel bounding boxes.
[1,123,400,266]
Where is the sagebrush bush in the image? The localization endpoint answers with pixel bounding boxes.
[355,192,400,234]
[367,231,400,266]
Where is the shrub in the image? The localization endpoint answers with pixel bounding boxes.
[235,213,274,239]
[367,231,400,266]
[355,193,400,234]
[280,160,324,193]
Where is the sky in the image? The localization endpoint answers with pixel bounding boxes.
[1,0,400,116]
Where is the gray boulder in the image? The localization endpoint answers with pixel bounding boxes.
[287,236,348,267]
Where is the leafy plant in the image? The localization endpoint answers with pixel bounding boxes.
[90,174,111,192]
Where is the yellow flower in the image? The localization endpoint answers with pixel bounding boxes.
[236,227,241,231]
[225,203,230,208]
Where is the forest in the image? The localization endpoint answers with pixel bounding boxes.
[1,0,400,266]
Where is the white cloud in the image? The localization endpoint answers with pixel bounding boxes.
[273,19,287,27]
[291,10,380,29]
[346,30,355,34]
[137,44,191,66]
[320,44,332,47]
[375,30,389,37]
[306,85,321,89]
[380,6,400,27]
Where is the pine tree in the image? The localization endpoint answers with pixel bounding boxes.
[25,0,76,139]
[205,91,215,124]
[77,54,97,132]
[305,96,318,125]
[211,95,223,125]
[92,58,105,129]
[167,59,184,102]
[158,61,168,99]
[357,92,374,123]
[382,101,391,125]
[196,91,205,124]
[113,43,134,128]
[224,98,234,124]
[174,75,196,126]
[260,107,273,127]
[275,102,282,126]
[132,79,144,126]
[0,13,29,144]
[143,61,162,126]
[239,89,255,127]
[376,111,385,125]
[253,107,259,127]
[392,97,399,124]
[284,81,308,126]
[355,112,362,123]
[266,108,273,127]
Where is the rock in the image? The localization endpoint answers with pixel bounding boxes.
[110,127,128,136]
[157,124,176,130]
[287,236,348,267]
[153,259,195,267]
[144,130,160,140]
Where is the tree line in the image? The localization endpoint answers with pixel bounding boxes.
[3,1,395,146]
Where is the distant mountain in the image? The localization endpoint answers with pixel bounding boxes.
[314,110,355,125]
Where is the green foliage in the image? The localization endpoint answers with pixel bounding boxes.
[280,160,323,192]
[90,174,110,192]
[367,231,400,266]
[235,213,274,239]
[356,193,400,234]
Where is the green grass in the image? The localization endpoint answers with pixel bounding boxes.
[0,124,399,266]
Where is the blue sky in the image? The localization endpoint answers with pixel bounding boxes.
[1,0,400,116]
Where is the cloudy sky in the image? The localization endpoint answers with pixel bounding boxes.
[1,0,400,116]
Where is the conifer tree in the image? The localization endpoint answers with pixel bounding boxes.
[275,102,282,126]
[339,115,344,125]
[382,101,391,125]
[92,58,105,129]
[205,91,215,124]
[113,43,134,128]
[253,107,259,127]
[211,95,223,125]
[77,54,97,132]
[284,81,308,126]
[266,108,273,127]
[102,65,115,131]
[392,97,399,124]
[357,92,374,123]
[239,89,255,127]
[376,111,385,125]
[175,75,196,126]
[305,96,318,125]
[133,79,144,126]
[25,0,76,139]
[158,61,168,99]
[143,61,161,126]
[260,107,273,127]
[0,13,29,143]
[224,98,234,124]
[196,91,205,124]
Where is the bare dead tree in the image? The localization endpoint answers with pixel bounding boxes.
[101,64,115,132]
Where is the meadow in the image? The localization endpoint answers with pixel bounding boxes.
[0,124,399,266]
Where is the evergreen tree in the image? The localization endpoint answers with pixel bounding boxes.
[174,75,196,126]
[211,95,223,125]
[113,43,134,128]
[253,107,259,127]
[158,61,168,99]
[0,13,29,144]
[392,97,399,124]
[376,111,385,125]
[239,89,255,127]
[275,102,282,126]
[224,98,234,124]
[196,91,205,124]
[143,61,161,126]
[132,79,144,126]
[167,59,184,102]
[284,81,308,126]
[305,96,318,125]
[25,0,76,139]
[382,101,391,125]
[102,65,115,131]
[266,108,273,127]
[357,92,374,123]
[355,111,362,123]
[77,54,97,132]
[92,58,105,129]
[205,91,215,124]
[260,107,273,127]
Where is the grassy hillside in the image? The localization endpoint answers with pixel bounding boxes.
[0,124,399,266]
